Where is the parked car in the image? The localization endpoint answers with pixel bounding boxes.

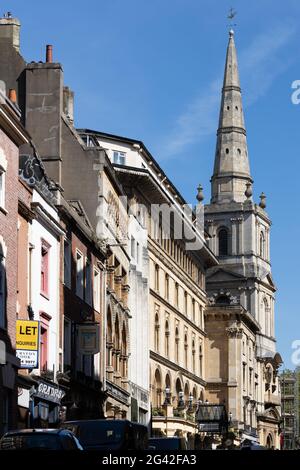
[240,440,266,450]
[61,419,148,450]
[148,437,187,450]
[0,429,83,450]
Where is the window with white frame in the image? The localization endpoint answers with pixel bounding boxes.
[113,151,126,165]
[93,268,100,312]
[63,239,71,288]
[85,258,92,305]
[76,250,84,298]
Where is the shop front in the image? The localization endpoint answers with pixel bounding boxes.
[29,379,66,428]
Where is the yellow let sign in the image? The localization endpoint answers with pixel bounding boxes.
[16,320,39,351]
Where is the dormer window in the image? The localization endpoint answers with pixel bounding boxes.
[113,151,126,165]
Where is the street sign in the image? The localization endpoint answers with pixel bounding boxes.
[16,320,39,368]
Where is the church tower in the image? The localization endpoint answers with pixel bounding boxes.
[204,30,282,448]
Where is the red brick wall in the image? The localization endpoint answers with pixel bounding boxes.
[0,126,19,434]
[0,128,19,349]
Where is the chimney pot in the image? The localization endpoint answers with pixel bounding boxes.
[46,44,53,63]
[8,88,17,103]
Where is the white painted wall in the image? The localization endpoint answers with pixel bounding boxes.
[128,213,150,420]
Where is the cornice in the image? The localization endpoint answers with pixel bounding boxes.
[148,239,207,303]
[150,288,207,337]
[150,350,206,387]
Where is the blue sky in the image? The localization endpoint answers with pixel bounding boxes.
[4,0,300,368]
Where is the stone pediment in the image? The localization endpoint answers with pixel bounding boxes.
[207,267,246,283]
[261,272,277,290]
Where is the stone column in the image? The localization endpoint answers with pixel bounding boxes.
[114,275,123,301]
[231,218,237,255]
[226,323,243,423]
[237,217,244,254]
[107,266,115,292]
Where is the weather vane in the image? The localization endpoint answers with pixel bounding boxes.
[227,7,237,29]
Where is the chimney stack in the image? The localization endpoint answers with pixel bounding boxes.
[0,13,20,52]
[46,44,53,63]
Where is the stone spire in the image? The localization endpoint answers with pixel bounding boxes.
[211,30,252,204]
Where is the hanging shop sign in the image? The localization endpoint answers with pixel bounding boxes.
[33,380,65,404]
[16,320,39,368]
[77,323,100,355]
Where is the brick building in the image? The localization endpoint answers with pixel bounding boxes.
[56,198,107,419]
[0,82,29,435]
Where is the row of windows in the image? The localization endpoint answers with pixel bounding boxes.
[154,265,204,327]
[63,318,96,377]
[242,363,257,399]
[154,314,203,376]
[63,240,101,311]
[151,221,205,288]
[217,227,268,259]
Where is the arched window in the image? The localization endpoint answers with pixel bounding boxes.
[218,228,228,256]
[106,309,113,369]
[176,378,183,408]
[154,314,160,351]
[114,317,120,375]
[264,298,271,337]
[155,264,159,291]
[165,320,170,357]
[154,369,162,408]
[121,325,127,379]
[175,327,179,363]
[175,283,179,307]
[260,231,265,258]
[165,274,169,300]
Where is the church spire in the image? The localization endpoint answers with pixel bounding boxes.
[211,30,252,204]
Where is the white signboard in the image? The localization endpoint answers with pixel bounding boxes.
[16,350,38,368]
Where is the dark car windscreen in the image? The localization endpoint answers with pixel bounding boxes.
[0,434,63,450]
[66,422,127,448]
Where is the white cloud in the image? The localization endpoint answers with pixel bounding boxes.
[161,24,296,159]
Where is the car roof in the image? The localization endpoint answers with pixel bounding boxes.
[63,419,131,424]
[3,429,70,436]
[149,437,182,440]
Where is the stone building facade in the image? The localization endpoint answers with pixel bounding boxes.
[204,30,282,448]
[79,130,218,445]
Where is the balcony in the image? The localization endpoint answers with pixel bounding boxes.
[264,391,281,406]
